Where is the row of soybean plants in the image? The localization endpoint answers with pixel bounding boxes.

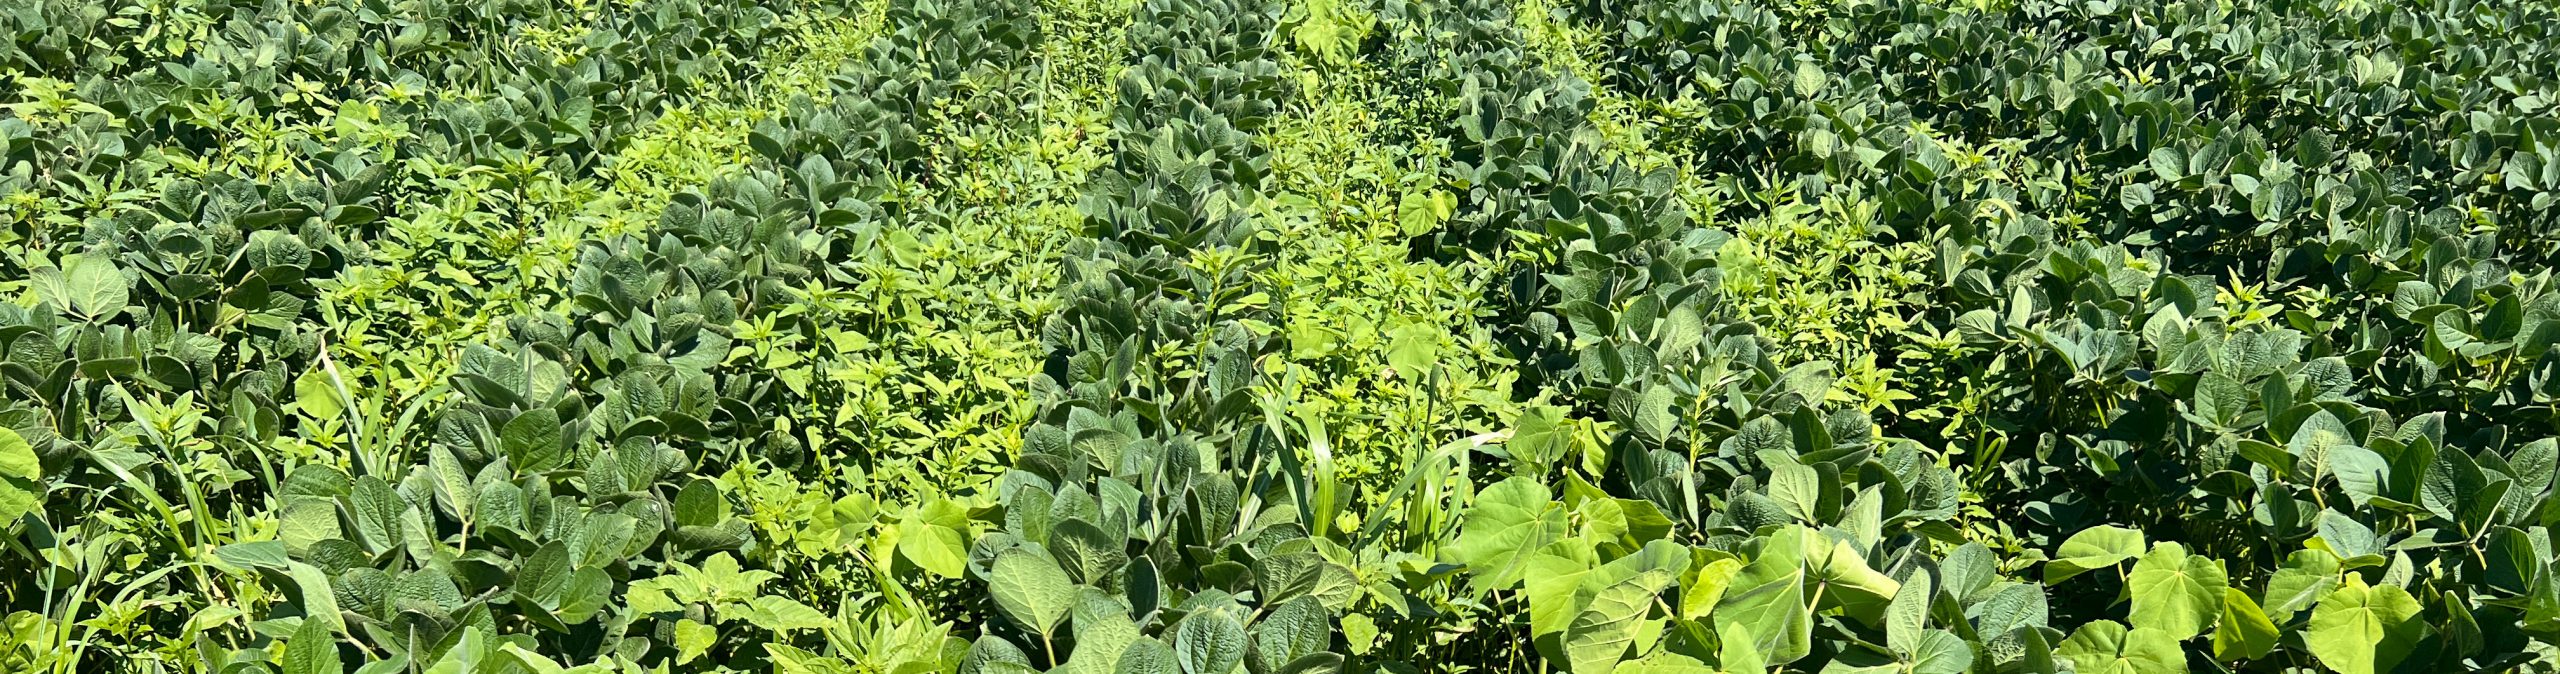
[950,0,1367,672]
[1369,0,1991,671]
[0,0,804,668]
[0,0,1049,670]
[1452,0,2560,672]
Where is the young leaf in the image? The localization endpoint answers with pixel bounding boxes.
[899,514,969,579]
[2127,542,2227,640]
[1716,528,1815,664]
[2212,588,2278,662]
[2304,577,2427,674]
[737,596,833,633]
[673,620,717,664]
[1678,557,1743,621]
[2055,621,2185,674]
[0,428,42,525]
[1562,569,1674,674]
[1386,322,1440,381]
[2045,525,2145,583]
[1450,477,1566,588]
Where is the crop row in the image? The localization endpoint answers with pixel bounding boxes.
[2,0,1049,670]
[1418,0,2560,671]
[953,0,1345,671]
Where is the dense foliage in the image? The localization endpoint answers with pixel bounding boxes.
[4,0,2558,672]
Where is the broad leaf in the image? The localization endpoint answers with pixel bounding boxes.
[2212,588,2278,662]
[2055,621,2184,674]
[1174,611,1245,674]
[0,429,40,526]
[2045,526,2144,583]
[1452,477,1566,588]
[991,550,1078,642]
[2126,542,2225,640]
[1563,569,1675,674]
[2304,577,2426,674]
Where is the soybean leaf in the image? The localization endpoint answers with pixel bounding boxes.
[991,550,1078,644]
[1905,630,1973,674]
[282,616,341,674]
[2045,526,2145,583]
[1174,611,1246,674]
[1886,571,1933,655]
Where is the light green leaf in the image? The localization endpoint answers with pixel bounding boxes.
[294,371,344,421]
[215,541,290,571]
[1761,453,1821,525]
[0,428,40,525]
[495,644,574,674]
[2264,550,2342,623]
[1386,322,1440,381]
[1885,571,1933,656]
[1452,477,1566,588]
[34,253,128,319]
[1716,527,1813,665]
[0,429,35,482]
[2290,411,2353,481]
[2055,621,2185,674]
[1804,533,1898,625]
[1342,613,1379,656]
[286,562,343,634]
[2045,525,2145,583]
[2212,588,2278,662]
[1510,406,1572,473]
[899,515,969,579]
[1066,601,1142,674]
[2304,577,2427,674]
[1564,569,1675,674]
[738,596,833,633]
[673,620,717,664]
[2329,446,2390,508]
[1396,189,1455,236]
[1679,557,1742,621]
[1791,62,1826,97]
[1716,621,1766,674]
[1526,546,1603,642]
[626,582,683,614]
[2127,542,2226,640]
[769,642,860,674]
[1608,652,1714,674]
[1905,630,1973,674]
[426,444,475,523]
